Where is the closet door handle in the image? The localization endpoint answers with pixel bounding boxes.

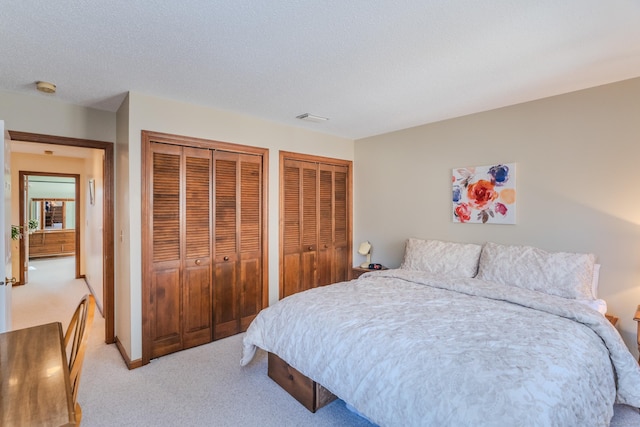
[195,259,201,265]
[223,256,229,261]
[308,246,313,251]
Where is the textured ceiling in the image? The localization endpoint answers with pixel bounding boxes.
[2,1,640,139]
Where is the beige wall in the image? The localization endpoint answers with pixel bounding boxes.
[0,91,115,142]
[354,77,640,356]
[116,91,354,361]
[115,95,132,359]
[84,149,105,310]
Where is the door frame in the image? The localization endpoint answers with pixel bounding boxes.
[19,172,81,283]
[1,121,11,332]
[8,131,115,344]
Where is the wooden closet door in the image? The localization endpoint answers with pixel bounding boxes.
[213,151,263,339]
[282,159,318,298]
[143,131,268,364]
[317,164,350,286]
[238,155,263,331]
[149,143,182,358]
[148,143,213,359]
[333,165,350,283]
[281,152,352,299]
[182,147,213,349]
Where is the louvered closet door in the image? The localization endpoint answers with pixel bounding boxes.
[149,143,212,359]
[317,164,350,286]
[149,143,182,358]
[213,151,263,340]
[282,159,318,298]
[182,147,213,349]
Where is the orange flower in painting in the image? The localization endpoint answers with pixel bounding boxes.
[500,188,516,204]
[467,179,498,209]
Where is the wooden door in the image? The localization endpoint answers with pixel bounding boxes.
[237,155,263,332]
[282,159,318,298]
[280,152,352,299]
[182,147,213,349]
[143,131,268,364]
[333,164,350,283]
[317,164,350,286]
[0,121,12,331]
[148,143,182,358]
[148,143,212,359]
[213,151,263,339]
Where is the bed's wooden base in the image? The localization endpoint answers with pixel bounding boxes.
[267,352,337,412]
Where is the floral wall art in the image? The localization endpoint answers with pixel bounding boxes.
[452,163,516,224]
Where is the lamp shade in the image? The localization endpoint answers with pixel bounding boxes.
[358,241,371,255]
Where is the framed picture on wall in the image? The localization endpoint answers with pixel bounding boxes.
[89,179,95,205]
[452,163,516,224]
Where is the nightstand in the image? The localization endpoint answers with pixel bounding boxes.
[605,313,619,328]
[351,266,387,280]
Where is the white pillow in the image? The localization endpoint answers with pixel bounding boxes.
[400,238,483,278]
[578,298,607,315]
[591,263,601,298]
[476,242,596,300]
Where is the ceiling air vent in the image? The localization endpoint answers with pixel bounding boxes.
[296,113,329,123]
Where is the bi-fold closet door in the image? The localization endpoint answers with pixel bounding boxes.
[280,152,352,299]
[212,151,263,340]
[143,133,266,363]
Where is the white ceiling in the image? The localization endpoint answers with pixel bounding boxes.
[2,1,640,140]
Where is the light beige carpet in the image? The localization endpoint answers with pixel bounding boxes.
[11,256,90,332]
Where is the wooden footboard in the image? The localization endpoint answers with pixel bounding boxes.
[267,352,337,412]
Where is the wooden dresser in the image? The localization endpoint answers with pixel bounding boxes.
[29,230,76,258]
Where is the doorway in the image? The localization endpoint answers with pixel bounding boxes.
[19,172,81,285]
[8,130,114,344]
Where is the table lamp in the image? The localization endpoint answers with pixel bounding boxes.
[358,241,372,268]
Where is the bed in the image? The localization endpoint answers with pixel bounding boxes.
[241,239,640,426]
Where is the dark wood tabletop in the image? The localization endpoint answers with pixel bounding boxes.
[0,322,75,426]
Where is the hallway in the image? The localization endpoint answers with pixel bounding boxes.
[11,256,96,335]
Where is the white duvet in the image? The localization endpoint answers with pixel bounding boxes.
[241,269,640,427]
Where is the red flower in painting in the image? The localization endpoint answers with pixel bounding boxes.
[454,203,472,223]
[467,180,498,209]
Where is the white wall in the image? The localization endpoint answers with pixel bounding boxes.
[28,180,75,199]
[354,77,640,356]
[116,91,354,361]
